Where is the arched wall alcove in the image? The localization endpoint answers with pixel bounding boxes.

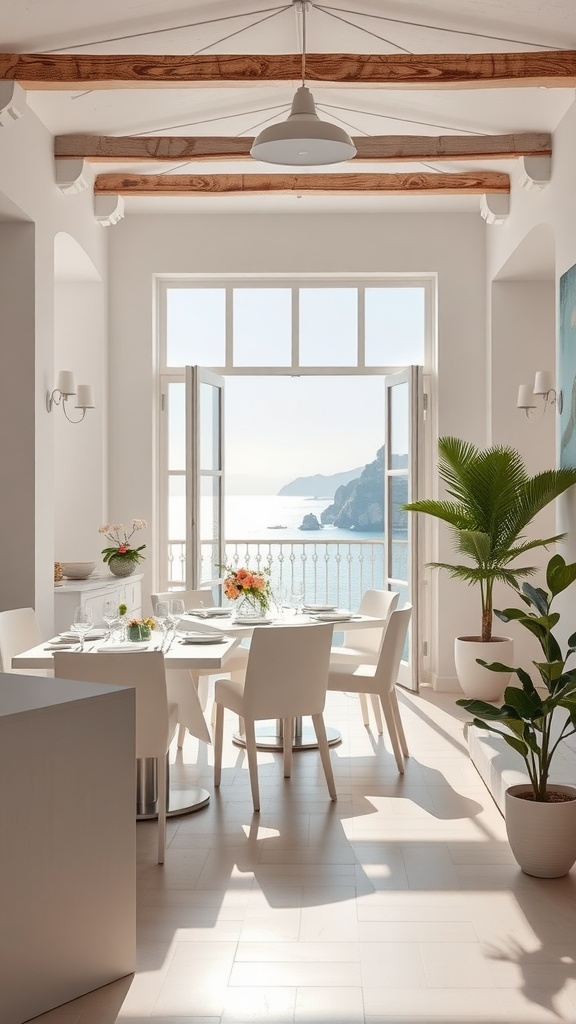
[488,222,556,666]
[53,232,106,565]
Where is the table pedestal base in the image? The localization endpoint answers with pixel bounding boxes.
[136,757,210,819]
[233,718,341,751]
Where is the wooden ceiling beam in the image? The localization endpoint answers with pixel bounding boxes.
[94,171,510,197]
[2,51,576,90]
[56,132,551,163]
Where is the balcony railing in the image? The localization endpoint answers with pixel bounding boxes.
[167,537,397,611]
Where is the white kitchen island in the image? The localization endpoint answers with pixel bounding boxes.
[0,673,136,1024]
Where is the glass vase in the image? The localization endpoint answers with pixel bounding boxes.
[235,593,267,619]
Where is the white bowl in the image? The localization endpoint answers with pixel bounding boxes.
[60,561,96,580]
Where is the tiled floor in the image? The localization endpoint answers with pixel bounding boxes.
[32,687,576,1024]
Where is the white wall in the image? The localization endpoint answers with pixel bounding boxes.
[0,104,107,634]
[54,279,106,562]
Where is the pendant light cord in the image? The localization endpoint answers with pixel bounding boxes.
[301,1,307,86]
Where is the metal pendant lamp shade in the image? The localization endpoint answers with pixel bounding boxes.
[250,85,357,166]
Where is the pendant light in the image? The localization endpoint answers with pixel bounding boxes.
[250,1,356,167]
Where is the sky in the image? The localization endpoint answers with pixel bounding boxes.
[224,375,387,494]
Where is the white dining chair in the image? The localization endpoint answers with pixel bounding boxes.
[0,607,50,677]
[151,588,249,747]
[53,651,178,864]
[327,604,412,773]
[213,622,336,812]
[329,589,399,732]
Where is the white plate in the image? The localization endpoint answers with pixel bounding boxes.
[303,604,337,612]
[234,616,273,625]
[180,635,227,645]
[314,612,352,622]
[45,640,78,649]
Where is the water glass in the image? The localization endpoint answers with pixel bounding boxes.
[71,605,94,651]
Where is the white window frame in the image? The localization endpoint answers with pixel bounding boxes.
[156,274,435,677]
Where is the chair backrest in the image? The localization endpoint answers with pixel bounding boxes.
[0,607,43,672]
[242,622,334,720]
[53,651,173,758]
[345,589,400,655]
[372,604,412,695]
[151,589,215,613]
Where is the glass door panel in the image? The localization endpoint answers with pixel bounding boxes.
[385,367,420,691]
[186,367,225,592]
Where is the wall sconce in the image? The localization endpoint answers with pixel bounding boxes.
[517,370,562,419]
[47,371,95,423]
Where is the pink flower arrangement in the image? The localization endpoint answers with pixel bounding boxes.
[222,565,272,614]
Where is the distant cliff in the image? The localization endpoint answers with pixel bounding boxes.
[278,467,363,498]
[320,447,385,532]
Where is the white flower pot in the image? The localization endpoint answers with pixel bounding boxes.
[505,784,576,877]
[454,635,513,700]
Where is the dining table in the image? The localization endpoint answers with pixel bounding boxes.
[12,629,241,819]
[177,606,388,752]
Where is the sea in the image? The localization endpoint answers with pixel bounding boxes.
[224,494,384,542]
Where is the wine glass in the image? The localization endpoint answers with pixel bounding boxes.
[291,583,305,615]
[166,598,185,645]
[102,598,119,642]
[71,605,94,651]
[155,601,170,650]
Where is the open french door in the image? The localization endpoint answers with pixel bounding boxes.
[185,366,226,593]
[384,367,423,691]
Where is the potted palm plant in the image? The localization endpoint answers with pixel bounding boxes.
[457,554,576,877]
[404,437,576,699]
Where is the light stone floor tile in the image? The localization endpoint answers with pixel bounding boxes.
[294,985,365,1023]
[27,687,576,1024]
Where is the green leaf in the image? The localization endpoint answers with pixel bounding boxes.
[503,687,542,717]
[476,658,516,673]
[547,554,576,596]
[521,584,549,615]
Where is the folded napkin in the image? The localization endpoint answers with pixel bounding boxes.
[187,607,232,618]
[96,642,151,653]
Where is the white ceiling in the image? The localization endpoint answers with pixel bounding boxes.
[4,1,576,216]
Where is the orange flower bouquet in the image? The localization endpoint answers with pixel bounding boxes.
[222,565,272,616]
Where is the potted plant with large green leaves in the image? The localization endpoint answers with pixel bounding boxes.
[457,554,576,877]
[404,437,576,699]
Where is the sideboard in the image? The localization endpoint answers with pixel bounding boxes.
[54,572,143,633]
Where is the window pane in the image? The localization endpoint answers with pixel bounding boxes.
[233,288,291,366]
[365,288,425,366]
[168,474,185,539]
[200,476,220,582]
[200,381,220,471]
[390,381,409,469]
[390,476,408,581]
[300,288,357,366]
[168,382,185,471]
[166,288,225,366]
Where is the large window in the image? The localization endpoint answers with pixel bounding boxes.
[157,277,433,593]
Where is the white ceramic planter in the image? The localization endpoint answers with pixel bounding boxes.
[454,636,513,701]
[505,784,576,877]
